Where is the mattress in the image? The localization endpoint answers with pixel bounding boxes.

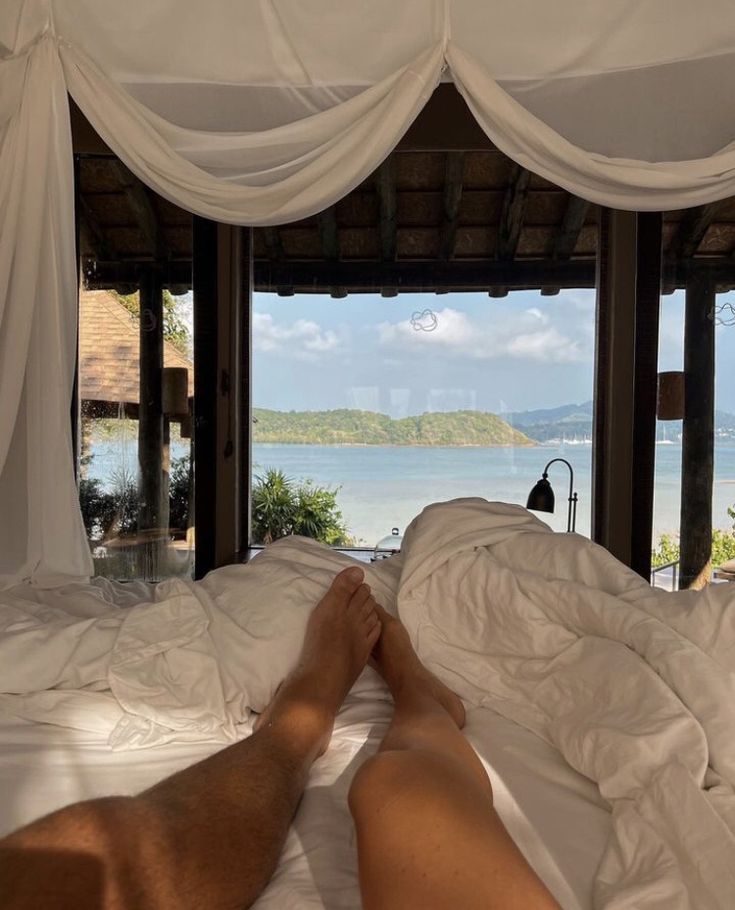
[0,694,611,909]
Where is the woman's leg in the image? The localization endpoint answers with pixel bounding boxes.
[348,606,560,910]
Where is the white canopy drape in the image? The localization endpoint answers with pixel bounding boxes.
[2,0,735,587]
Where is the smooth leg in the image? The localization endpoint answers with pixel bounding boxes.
[349,606,561,910]
[0,566,381,910]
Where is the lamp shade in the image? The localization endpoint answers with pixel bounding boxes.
[162,367,189,417]
[657,371,685,421]
[527,477,555,513]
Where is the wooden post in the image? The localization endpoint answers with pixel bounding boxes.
[592,210,662,577]
[193,219,251,577]
[240,231,253,547]
[679,272,715,589]
[137,266,164,575]
[593,210,637,565]
[630,213,663,580]
[71,154,81,481]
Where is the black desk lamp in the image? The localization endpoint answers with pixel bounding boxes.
[526,457,578,532]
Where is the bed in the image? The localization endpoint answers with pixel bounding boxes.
[1,498,734,909]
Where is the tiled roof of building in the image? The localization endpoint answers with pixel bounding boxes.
[79,289,193,406]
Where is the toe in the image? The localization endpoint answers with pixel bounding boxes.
[331,566,364,596]
[349,583,372,611]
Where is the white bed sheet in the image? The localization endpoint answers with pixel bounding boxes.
[0,694,610,909]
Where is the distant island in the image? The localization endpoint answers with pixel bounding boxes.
[251,403,735,447]
[252,408,534,447]
[506,401,735,444]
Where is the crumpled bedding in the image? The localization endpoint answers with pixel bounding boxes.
[1,498,734,907]
[0,537,400,748]
[396,499,735,910]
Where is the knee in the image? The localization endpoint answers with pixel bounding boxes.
[348,749,441,821]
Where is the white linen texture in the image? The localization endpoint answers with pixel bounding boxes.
[3,0,735,585]
[2,498,735,908]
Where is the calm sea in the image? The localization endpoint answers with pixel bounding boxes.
[87,439,735,548]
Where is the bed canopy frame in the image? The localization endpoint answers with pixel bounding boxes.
[2,0,735,589]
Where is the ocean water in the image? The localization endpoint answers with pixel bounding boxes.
[87,438,735,548]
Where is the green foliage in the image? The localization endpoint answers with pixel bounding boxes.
[251,468,353,546]
[169,455,192,535]
[651,533,681,568]
[113,289,192,357]
[79,474,137,541]
[651,503,735,568]
[251,408,534,447]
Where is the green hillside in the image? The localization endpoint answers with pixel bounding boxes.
[252,408,535,447]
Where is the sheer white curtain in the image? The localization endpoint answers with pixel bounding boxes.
[2,0,735,588]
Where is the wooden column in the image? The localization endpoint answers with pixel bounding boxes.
[137,267,164,545]
[71,154,82,480]
[193,219,251,577]
[630,213,663,579]
[592,210,662,576]
[240,232,254,546]
[679,272,715,588]
[593,210,636,565]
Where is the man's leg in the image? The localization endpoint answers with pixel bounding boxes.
[349,605,561,910]
[1,566,381,910]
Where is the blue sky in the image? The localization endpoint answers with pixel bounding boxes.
[250,288,735,417]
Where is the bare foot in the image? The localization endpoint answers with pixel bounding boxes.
[253,566,382,756]
[371,604,465,729]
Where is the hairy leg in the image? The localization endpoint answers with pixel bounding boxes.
[349,605,560,910]
[1,566,381,910]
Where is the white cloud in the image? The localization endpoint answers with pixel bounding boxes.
[377,306,590,363]
[253,313,341,360]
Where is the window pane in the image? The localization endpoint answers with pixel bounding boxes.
[78,287,195,580]
[251,289,595,549]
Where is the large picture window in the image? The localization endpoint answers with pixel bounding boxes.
[251,289,596,548]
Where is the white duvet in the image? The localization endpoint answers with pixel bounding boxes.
[2,498,735,908]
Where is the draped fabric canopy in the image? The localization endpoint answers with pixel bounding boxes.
[2,0,735,587]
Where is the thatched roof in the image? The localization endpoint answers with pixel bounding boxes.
[79,289,193,413]
[72,88,735,298]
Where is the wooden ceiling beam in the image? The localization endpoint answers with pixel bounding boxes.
[541,194,590,296]
[376,158,397,262]
[496,165,531,262]
[318,206,339,262]
[78,194,112,262]
[439,152,465,261]
[111,161,169,262]
[82,254,735,295]
[668,201,723,262]
[553,195,590,261]
[263,227,285,261]
[258,258,597,293]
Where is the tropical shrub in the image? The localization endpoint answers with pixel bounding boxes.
[651,504,735,568]
[79,474,137,540]
[251,467,353,545]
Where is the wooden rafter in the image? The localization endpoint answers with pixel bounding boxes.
[112,162,169,262]
[541,194,590,296]
[496,165,531,262]
[78,194,112,262]
[318,206,339,261]
[262,227,284,261]
[376,158,397,262]
[554,195,590,261]
[491,164,531,296]
[668,202,723,262]
[439,152,465,261]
